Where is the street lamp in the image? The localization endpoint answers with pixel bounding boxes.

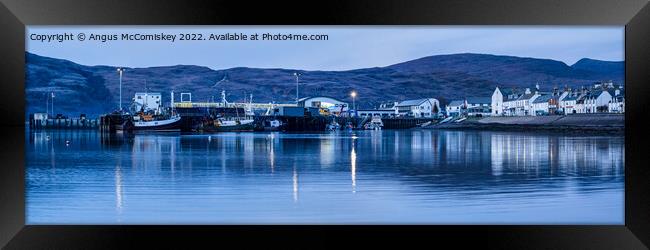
[350,91,357,116]
[117,68,124,113]
[50,92,55,117]
[293,72,302,103]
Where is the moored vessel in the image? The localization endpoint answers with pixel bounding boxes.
[200,117,255,132]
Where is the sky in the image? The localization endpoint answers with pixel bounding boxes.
[26,26,624,71]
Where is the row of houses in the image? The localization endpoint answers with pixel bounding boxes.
[491,82,625,116]
[445,97,492,117]
[295,81,625,119]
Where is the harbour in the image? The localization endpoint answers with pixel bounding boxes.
[28,76,624,134]
[30,89,439,133]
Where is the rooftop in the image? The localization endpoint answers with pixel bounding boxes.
[532,94,555,104]
[447,100,465,106]
[396,99,429,107]
[465,97,491,104]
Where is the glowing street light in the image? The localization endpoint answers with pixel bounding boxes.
[350,91,357,117]
[51,92,55,117]
[117,68,124,112]
[293,72,302,103]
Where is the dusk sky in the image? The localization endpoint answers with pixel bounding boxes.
[26,26,624,71]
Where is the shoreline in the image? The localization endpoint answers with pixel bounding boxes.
[427,114,624,134]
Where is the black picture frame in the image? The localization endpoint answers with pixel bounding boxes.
[1,0,649,248]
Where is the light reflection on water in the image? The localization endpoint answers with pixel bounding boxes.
[26,129,624,224]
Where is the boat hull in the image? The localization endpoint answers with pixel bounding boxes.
[120,116,183,132]
[200,123,255,132]
[199,119,256,132]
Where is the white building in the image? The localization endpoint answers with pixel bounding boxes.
[446,100,465,117]
[530,94,559,116]
[134,92,162,113]
[465,97,492,117]
[608,87,625,113]
[491,87,507,116]
[500,88,539,116]
[428,98,441,115]
[492,86,539,116]
[583,90,612,113]
[609,95,625,113]
[492,82,624,116]
[559,91,582,114]
[395,98,439,118]
[298,96,349,115]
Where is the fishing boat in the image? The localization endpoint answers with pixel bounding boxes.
[364,116,384,130]
[201,117,255,132]
[118,90,183,132]
[120,113,182,132]
[198,90,256,132]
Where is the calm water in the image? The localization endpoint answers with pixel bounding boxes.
[26,129,624,224]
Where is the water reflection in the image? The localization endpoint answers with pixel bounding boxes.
[26,129,624,224]
[115,163,123,214]
[351,137,357,193]
[293,164,299,203]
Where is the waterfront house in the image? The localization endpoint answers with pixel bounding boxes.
[583,89,612,113]
[358,101,400,118]
[446,100,465,117]
[491,86,537,116]
[395,98,439,118]
[608,87,625,113]
[491,86,509,116]
[516,89,541,116]
[531,94,559,116]
[428,98,441,115]
[465,97,492,117]
[559,91,582,114]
